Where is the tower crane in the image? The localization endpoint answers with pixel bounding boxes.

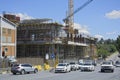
[62,0,93,58]
[63,0,93,37]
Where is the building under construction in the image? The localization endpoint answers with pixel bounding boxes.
[16,19,97,65]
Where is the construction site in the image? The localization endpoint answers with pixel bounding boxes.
[16,18,97,65]
[1,0,97,67]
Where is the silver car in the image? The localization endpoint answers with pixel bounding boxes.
[11,63,38,75]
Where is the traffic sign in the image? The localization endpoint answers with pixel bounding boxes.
[51,53,55,59]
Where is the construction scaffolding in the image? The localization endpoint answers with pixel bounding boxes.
[16,19,97,66]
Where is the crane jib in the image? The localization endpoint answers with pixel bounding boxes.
[63,0,93,22]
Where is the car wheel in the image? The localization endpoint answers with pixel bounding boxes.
[74,69,76,71]
[69,70,71,72]
[101,69,103,72]
[21,69,25,75]
[111,69,114,73]
[13,73,16,75]
[34,69,38,73]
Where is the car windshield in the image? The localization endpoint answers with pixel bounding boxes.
[70,62,75,64]
[83,62,92,65]
[102,62,111,65]
[116,61,120,64]
[58,63,66,66]
[79,63,83,65]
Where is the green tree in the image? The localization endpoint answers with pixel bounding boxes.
[116,35,120,53]
[97,44,109,59]
[97,38,117,59]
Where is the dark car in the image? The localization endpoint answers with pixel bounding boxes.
[11,63,38,75]
[115,60,120,67]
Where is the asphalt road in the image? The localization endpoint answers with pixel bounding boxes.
[0,53,120,80]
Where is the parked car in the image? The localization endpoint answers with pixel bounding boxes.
[80,61,95,71]
[55,63,71,73]
[115,60,120,67]
[11,63,38,75]
[101,61,114,72]
[69,62,77,71]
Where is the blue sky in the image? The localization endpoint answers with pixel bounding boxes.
[0,0,120,40]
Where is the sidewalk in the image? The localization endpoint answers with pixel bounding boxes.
[0,68,11,74]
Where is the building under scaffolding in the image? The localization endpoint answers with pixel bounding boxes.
[17,19,97,65]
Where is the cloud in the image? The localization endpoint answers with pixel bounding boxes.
[61,23,90,37]
[94,34,103,40]
[15,13,33,20]
[105,10,120,19]
[59,29,67,37]
[106,31,117,35]
[74,23,90,35]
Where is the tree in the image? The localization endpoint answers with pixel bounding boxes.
[97,44,109,59]
[116,35,120,53]
[96,38,117,59]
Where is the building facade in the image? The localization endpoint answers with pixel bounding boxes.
[0,16,17,58]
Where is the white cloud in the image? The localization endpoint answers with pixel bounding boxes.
[106,31,117,35]
[105,10,120,19]
[61,23,90,37]
[94,34,104,40]
[59,29,67,37]
[74,23,90,35]
[0,13,33,20]
[15,13,33,20]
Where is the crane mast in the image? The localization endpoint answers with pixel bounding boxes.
[68,0,74,32]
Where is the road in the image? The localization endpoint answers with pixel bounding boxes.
[0,53,120,80]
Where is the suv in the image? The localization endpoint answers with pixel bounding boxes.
[101,61,114,72]
[80,61,95,71]
[11,63,38,75]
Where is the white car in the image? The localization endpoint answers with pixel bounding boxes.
[55,63,71,73]
[81,61,95,71]
[69,62,77,71]
[101,61,114,72]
